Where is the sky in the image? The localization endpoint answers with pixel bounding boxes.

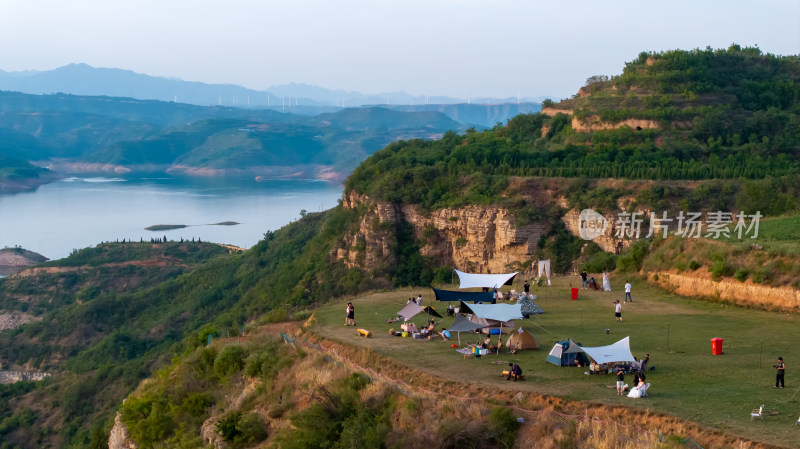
[1,0,798,100]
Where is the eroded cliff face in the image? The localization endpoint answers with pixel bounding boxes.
[108,412,138,449]
[650,270,800,311]
[539,107,659,134]
[334,192,548,273]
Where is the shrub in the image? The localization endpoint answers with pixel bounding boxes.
[581,251,617,273]
[262,308,288,324]
[617,240,650,272]
[688,260,701,270]
[489,407,519,448]
[734,268,749,282]
[214,345,246,378]
[709,256,732,281]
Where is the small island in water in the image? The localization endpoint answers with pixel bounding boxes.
[145,222,239,231]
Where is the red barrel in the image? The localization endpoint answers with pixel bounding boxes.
[571,288,579,300]
[711,338,724,355]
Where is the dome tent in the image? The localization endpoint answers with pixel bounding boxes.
[505,327,539,350]
[545,339,589,366]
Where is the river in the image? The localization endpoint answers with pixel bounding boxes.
[0,175,343,262]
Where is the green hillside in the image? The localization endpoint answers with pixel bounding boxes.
[348,46,800,210]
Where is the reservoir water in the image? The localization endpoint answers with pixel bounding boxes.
[0,176,343,261]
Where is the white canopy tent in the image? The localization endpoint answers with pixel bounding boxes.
[455,270,518,289]
[578,336,636,365]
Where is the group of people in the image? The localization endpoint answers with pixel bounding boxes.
[406,294,424,305]
[580,270,613,292]
[344,302,356,326]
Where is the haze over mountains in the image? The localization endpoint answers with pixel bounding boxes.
[0,63,546,115]
[0,64,542,191]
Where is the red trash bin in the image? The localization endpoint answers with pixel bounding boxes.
[711,338,724,355]
[571,288,579,300]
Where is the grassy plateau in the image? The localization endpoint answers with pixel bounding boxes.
[312,276,800,448]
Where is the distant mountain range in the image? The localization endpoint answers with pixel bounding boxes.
[0,64,546,117]
[0,65,544,191]
[0,90,469,188]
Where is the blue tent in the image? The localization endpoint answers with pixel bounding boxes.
[545,340,589,366]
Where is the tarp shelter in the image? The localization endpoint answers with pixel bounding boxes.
[538,260,551,285]
[446,314,487,345]
[458,301,523,322]
[455,270,518,289]
[432,287,495,303]
[506,327,539,350]
[459,301,523,338]
[546,340,590,366]
[397,303,443,320]
[578,337,636,365]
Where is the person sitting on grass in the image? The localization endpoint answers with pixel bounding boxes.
[507,363,523,381]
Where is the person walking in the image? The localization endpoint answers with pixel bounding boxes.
[614,300,622,322]
[345,302,355,326]
[624,281,632,302]
[775,357,785,388]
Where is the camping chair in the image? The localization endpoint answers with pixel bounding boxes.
[750,405,764,421]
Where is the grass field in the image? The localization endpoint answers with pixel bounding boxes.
[312,276,800,448]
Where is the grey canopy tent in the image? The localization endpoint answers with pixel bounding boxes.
[445,314,486,345]
[458,301,523,343]
[397,303,443,320]
[432,287,495,303]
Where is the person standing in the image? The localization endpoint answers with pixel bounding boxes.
[614,300,622,322]
[616,367,625,395]
[775,357,785,388]
[624,281,632,302]
[346,302,355,326]
[602,271,611,292]
[416,294,423,305]
[523,279,530,295]
[581,270,588,289]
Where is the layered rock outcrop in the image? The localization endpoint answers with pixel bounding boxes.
[0,370,50,384]
[334,192,548,274]
[108,412,138,449]
[649,270,800,311]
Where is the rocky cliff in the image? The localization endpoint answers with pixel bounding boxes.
[333,191,549,273]
[108,412,138,449]
[0,370,50,384]
[649,270,800,311]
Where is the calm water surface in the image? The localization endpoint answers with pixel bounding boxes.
[0,176,343,261]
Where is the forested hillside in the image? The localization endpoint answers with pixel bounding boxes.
[348,46,800,209]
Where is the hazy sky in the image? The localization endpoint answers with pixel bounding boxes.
[1,0,798,99]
